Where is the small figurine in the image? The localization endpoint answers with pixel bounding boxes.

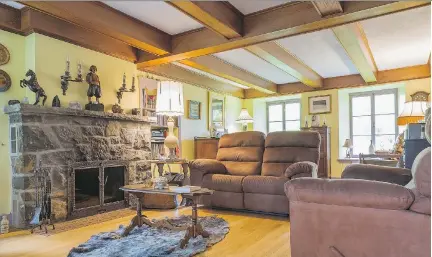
[20,69,47,106]
[52,95,61,107]
[311,115,320,127]
[85,65,101,104]
[112,103,123,114]
[131,108,140,115]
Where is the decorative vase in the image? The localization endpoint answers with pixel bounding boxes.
[153,176,168,190]
[368,140,375,154]
[1,215,9,234]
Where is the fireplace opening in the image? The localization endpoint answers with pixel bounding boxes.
[104,166,125,204]
[75,167,100,209]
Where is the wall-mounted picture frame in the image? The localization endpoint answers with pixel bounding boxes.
[208,91,225,130]
[0,43,10,66]
[188,100,201,120]
[0,69,11,92]
[309,95,331,114]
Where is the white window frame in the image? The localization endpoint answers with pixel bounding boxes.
[266,99,301,133]
[349,88,399,156]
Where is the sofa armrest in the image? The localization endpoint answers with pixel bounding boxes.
[285,178,414,210]
[189,159,227,186]
[342,164,412,186]
[284,161,318,179]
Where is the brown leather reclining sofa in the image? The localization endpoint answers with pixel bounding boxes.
[189,131,320,215]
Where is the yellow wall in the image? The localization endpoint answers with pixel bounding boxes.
[34,34,139,112]
[300,89,344,177]
[0,31,27,214]
[405,78,431,101]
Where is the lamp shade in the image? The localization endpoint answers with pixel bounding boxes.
[236,108,253,124]
[342,139,352,148]
[155,81,184,116]
[397,101,429,125]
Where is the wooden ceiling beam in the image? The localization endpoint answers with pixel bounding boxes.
[312,1,343,17]
[0,3,21,34]
[20,1,171,55]
[139,63,245,98]
[275,64,430,97]
[245,42,323,88]
[332,22,378,83]
[168,1,242,39]
[139,1,429,67]
[17,8,139,62]
[180,56,277,94]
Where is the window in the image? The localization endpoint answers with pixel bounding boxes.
[349,89,398,156]
[10,125,18,155]
[267,99,301,132]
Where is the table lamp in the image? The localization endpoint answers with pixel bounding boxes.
[236,108,253,131]
[397,91,429,126]
[342,139,353,158]
[156,81,184,160]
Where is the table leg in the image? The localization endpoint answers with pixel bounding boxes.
[121,194,187,237]
[180,196,210,248]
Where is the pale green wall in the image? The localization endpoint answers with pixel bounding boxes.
[0,31,27,214]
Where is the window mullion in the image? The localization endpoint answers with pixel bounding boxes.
[282,103,286,131]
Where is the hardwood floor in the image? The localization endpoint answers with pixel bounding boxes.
[0,208,291,257]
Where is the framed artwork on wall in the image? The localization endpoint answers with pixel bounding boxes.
[0,69,11,92]
[188,100,201,120]
[208,91,225,130]
[309,95,331,114]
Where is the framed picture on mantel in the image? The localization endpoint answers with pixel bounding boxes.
[309,95,331,114]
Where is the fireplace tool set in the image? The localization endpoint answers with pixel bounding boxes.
[30,160,55,234]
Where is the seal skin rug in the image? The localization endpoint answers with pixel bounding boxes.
[68,215,229,257]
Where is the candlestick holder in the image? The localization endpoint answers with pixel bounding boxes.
[60,59,83,95]
[116,73,136,104]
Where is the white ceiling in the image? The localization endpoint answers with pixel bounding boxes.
[214,49,298,84]
[104,1,203,35]
[277,30,359,78]
[229,1,290,15]
[173,62,250,89]
[0,1,24,9]
[361,6,431,71]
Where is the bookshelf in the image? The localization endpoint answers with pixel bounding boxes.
[140,79,181,160]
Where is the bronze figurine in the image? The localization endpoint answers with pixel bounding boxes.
[20,69,47,106]
[86,65,101,103]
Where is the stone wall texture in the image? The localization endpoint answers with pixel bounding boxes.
[4,104,152,228]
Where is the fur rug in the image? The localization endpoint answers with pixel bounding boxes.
[68,215,229,257]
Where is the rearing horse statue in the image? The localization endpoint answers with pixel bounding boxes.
[20,69,47,106]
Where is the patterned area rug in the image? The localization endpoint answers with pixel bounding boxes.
[68,215,229,257]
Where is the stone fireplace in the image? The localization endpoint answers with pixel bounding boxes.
[4,104,152,228]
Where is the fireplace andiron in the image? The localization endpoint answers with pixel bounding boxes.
[30,160,55,234]
[20,69,47,106]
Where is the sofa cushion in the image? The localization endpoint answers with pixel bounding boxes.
[262,131,320,176]
[242,175,288,195]
[202,174,245,193]
[216,131,265,176]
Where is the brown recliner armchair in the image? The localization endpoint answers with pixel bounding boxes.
[190,131,320,215]
[285,147,431,257]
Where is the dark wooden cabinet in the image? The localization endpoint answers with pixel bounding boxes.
[194,137,219,159]
[301,126,331,178]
